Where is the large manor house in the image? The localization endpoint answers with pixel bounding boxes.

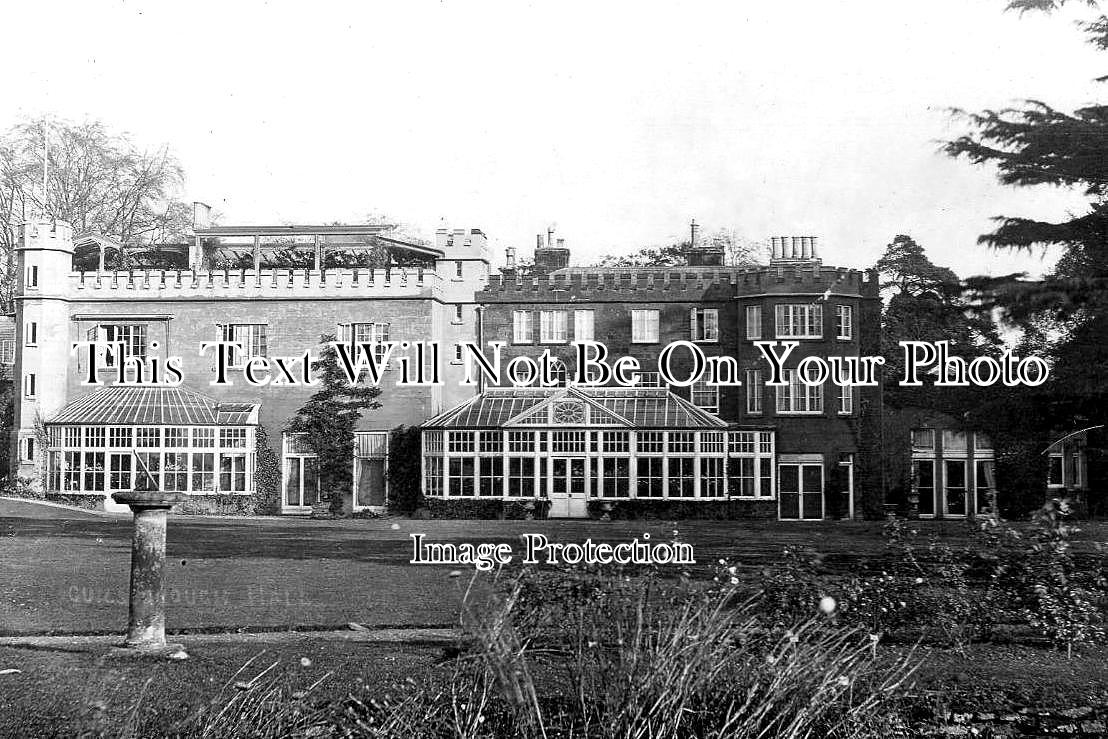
[10,206,1070,521]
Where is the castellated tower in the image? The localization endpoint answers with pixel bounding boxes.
[11,219,74,486]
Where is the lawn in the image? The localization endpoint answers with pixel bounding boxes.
[2,498,1108,737]
[0,497,1035,637]
[0,637,444,738]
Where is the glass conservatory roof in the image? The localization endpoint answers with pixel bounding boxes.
[423,386,727,430]
[48,385,260,426]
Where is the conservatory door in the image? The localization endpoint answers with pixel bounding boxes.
[548,458,587,518]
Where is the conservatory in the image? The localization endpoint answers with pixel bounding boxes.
[421,387,776,518]
[44,385,259,503]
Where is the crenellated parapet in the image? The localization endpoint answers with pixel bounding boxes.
[478,264,878,302]
[66,267,442,299]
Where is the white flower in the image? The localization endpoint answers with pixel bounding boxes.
[914,577,924,585]
[837,676,850,687]
[730,577,739,585]
[818,596,837,615]
[718,559,726,565]
[390,523,400,530]
[300,657,312,667]
[728,566,737,575]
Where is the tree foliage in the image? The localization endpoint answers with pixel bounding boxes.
[944,2,1108,431]
[1,117,190,244]
[597,243,690,267]
[874,234,959,297]
[594,228,765,267]
[286,335,382,515]
[875,235,1002,410]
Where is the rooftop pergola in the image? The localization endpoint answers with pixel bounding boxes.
[73,224,443,272]
[192,224,443,271]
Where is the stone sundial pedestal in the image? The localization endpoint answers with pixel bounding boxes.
[111,491,191,658]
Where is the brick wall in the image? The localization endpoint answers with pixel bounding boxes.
[478,264,883,517]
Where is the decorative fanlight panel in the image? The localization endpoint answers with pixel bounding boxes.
[552,400,586,425]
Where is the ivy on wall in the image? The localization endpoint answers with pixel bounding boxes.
[252,424,282,515]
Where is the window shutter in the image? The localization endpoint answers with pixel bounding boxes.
[338,323,350,343]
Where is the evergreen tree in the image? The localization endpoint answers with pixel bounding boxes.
[942,0,1108,513]
[874,235,1001,412]
[944,1,1108,417]
[287,335,382,515]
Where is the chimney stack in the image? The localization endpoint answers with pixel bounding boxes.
[505,246,517,269]
[769,234,822,265]
[690,219,699,247]
[192,201,211,230]
[533,225,570,275]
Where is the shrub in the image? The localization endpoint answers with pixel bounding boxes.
[586,498,777,520]
[423,498,550,520]
[338,568,916,738]
[387,425,422,514]
[2,474,42,500]
[1019,499,1105,656]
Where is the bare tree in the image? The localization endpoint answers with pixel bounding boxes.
[0,116,191,307]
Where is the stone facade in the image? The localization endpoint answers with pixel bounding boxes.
[11,219,489,512]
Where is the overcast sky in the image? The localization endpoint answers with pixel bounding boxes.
[2,1,1103,277]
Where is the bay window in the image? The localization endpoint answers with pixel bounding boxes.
[776,369,823,413]
[774,304,822,338]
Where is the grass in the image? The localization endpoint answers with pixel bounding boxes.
[0,639,440,738]
[5,497,1105,636]
[1,636,1107,737]
[2,499,1108,736]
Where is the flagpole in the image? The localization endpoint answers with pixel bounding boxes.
[41,120,49,218]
